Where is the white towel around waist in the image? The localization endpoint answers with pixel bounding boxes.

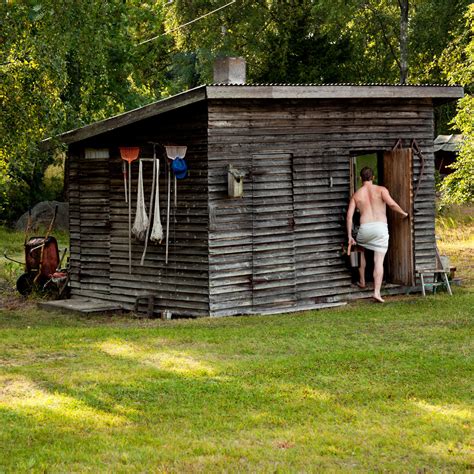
[356,222,389,253]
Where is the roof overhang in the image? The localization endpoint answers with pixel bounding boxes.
[41,86,207,149]
[41,84,463,149]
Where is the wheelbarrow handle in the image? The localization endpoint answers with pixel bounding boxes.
[3,252,23,265]
[29,242,46,253]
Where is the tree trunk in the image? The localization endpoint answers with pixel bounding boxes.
[399,0,409,84]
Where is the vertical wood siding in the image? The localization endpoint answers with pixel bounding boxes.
[207,98,436,316]
[67,148,81,295]
[251,153,296,311]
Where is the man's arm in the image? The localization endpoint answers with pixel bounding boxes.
[346,196,357,244]
[381,187,408,217]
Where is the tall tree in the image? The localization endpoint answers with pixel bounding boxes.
[0,0,170,221]
[1,0,471,220]
[398,0,409,83]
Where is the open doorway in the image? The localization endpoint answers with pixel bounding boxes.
[350,152,384,194]
[349,153,384,286]
[349,149,414,287]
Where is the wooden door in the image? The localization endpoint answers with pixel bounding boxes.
[251,153,296,311]
[383,148,414,286]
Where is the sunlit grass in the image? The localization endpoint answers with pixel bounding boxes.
[0,375,126,428]
[99,339,218,377]
[0,292,472,471]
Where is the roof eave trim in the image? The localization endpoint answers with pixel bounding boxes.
[206,85,464,100]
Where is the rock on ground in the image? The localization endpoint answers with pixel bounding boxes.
[15,201,69,232]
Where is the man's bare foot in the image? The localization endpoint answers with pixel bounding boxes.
[373,294,385,303]
[356,282,366,289]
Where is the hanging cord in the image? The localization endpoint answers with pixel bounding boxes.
[411,139,425,203]
[165,158,171,264]
[140,146,157,265]
[138,0,236,46]
[150,152,164,243]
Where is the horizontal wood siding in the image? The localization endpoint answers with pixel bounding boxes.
[208,98,436,316]
[68,148,81,295]
[71,103,209,315]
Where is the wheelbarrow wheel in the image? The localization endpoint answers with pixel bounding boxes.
[16,273,35,296]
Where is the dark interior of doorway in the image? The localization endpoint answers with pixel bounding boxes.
[350,152,389,286]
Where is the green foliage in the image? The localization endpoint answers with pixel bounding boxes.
[1,0,472,221]
[167,0,471,86]
[0,1,169,222]
[439,5,474,206]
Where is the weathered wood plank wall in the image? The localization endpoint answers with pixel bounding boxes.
[69,97,437,317]
[207,98,436,316]
[68,103,210,315]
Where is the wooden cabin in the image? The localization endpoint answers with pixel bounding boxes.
[52,83,463,317]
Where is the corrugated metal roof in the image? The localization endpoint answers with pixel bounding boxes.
[204,84,463,100]
[434,134,464,153]
[208,82,458,87]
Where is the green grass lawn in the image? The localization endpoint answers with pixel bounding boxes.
[0,211,473,472]
[0,292,473,472]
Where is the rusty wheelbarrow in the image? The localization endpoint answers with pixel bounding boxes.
[4,206,69,297]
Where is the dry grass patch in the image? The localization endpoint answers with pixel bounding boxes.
[436,204,474,285]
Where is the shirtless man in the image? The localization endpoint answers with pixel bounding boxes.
[346,167,408,302]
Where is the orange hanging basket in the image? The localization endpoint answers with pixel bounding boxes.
[119,147,140,163]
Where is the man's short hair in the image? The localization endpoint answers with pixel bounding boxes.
[360,167,374,182]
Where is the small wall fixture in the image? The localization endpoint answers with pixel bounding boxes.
[227,164,245,198]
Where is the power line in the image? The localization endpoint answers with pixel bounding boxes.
[138,0,237,46]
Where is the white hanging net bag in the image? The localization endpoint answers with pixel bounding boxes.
[150,158,164,243]
[132,159,149,241]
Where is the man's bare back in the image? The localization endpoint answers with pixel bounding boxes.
[350,182,408,225]
[352,184,389,224]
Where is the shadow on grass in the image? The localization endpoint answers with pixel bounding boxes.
[1,346,472,466]
[0,291,472,470]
